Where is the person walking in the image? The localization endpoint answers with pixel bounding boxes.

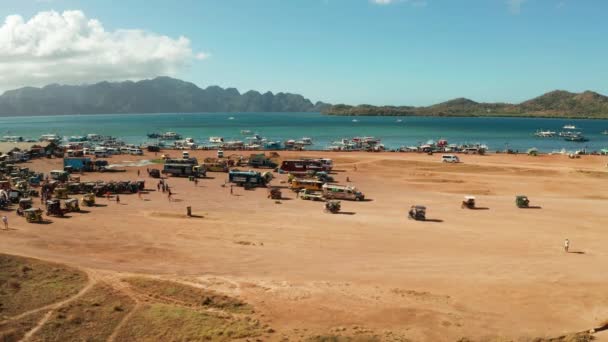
[194,178,198,187]
[2,216,8,230]
[137,169,140,176]
[167,190,172,201]
[116,194,120,204]
[230,185,233,195]
[157,183,161,191]
[564,239,570,253]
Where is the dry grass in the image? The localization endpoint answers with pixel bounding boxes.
[29,283,135,342]
[113,303,263,342]
[0,311,45,342]
[0,254,87,318]
[124,277,252,313]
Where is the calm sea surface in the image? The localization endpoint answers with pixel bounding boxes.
[1,112,607,152]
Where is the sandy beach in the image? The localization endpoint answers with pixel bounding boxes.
[1,150,608,341]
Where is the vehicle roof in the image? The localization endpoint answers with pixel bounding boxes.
[411,205,427,209]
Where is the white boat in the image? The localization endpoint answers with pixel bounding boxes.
[352,119,359,123]
[602,130,608,135]
[563,124,577,130]
[209,136,224,144]
[300,137,313,145]
[240,130,252,135]
[228,117,235,120]
[534,129,556,137]
[39,134,61,142]
[396,119,403,123]
[160,132,182,140]
[2,136,23,142]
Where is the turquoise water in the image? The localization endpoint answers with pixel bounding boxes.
[1,112,608,152]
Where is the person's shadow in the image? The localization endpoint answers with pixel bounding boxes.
[567,250,585,255]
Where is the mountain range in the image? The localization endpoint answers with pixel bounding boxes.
[1,77,608,118]
[324,90,608,118]
[0,77,329,116]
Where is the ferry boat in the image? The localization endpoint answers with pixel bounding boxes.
[209,137,224,144]
[39,134,61,143]
[534,129,556,137]
[564,134,589,142]
[160,132,182,140]
[300,137,313,145]
[1,136,24,142]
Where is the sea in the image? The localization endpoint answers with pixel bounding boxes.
[1,112,607,152]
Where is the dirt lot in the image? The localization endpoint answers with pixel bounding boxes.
[1,150,608,341]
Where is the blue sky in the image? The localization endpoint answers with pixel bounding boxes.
[0,0,607,106]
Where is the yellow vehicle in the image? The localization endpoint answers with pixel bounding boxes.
[24,208,43,223]
[202,162,228,172]
[81,193,95,207]
[53,187,69,199]
[289,178,324,192]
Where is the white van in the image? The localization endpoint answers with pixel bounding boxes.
[441,154,460,163]
[94,150,108,158]
[182,151,190,159]
[130,148,143,156]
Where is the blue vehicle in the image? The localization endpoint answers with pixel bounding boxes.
[63,157,93,172]
[228,169,272,187]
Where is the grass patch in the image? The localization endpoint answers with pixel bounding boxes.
[30,283,135,342]
[124,277,252,313]
[0,311,45,342]
[0,254,87,318]
[114,303,263,342]
[149,159,165,164]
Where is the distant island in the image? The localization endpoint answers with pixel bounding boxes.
[2,77,608,119]
[0,76,330,116]
[323,90,608,119]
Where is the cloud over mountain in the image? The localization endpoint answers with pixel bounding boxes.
[0,10,206,90]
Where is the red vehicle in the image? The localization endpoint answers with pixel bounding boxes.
[280,160,329,172]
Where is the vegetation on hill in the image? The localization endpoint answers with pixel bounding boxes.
[0,77,330,116]
[324,90,608,118]
[0,254,88,317]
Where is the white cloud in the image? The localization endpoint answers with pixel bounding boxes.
[507,0,526,14]
[0,10,207,90]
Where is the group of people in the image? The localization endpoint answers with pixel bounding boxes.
[157,179,173,201]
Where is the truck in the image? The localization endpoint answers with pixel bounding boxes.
[322,184,365,201]
[63,157,93,172]
[248,154,278,169]
[228,169,269,187]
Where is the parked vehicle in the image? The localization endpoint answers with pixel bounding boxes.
[148,169,161,178]
[290,179,324,192]
[248,154,278,169]
[162,163,204,178]
[81,193,95,207]
[461,196,476,209]
[228,169,270,187]
[516,195,530,208]
[322,184,364,201]
[408,205,426,221]
[442,155,460,163]
[46,199,65,217]
[267,187,282,199]
[64,198,80,212]
[299,189,324,201]
[202,162,229,172]
[280,160,328,173]
[50,170,69,182]
[325,200,341,214]
[63,157,93,172]
[16,198,33,216]
[24,208,43,223]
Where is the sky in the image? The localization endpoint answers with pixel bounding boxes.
[0,0,607,106]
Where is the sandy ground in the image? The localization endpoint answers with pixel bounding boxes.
[1,150,608,341]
